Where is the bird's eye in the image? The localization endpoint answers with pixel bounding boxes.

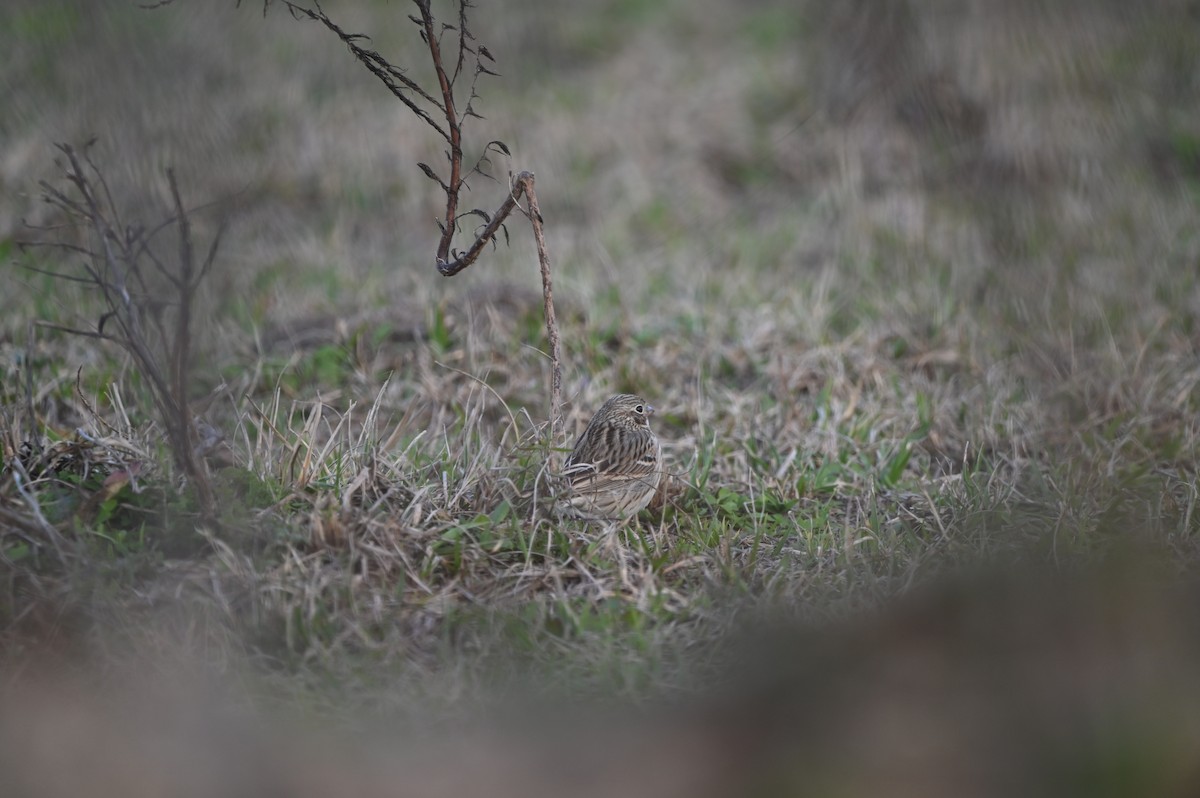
[635,405,644,414]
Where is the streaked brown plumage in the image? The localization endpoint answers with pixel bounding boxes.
[559,394,662,521]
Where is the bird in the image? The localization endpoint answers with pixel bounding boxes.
[558,394,663,521]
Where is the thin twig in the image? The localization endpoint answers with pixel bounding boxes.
[34,320,114,341]
[280,0,450,141]
[414,0,466,265]
[9,466,68,561]
[436,183,521,276]
[28,141,220,525]
[513,172,562,452]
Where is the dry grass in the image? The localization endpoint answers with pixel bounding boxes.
[3,0,1200,791]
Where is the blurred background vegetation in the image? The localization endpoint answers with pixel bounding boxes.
[3,1,1200,794]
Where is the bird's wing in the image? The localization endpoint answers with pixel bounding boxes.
[571,469,659,495]
[566,434,659,485]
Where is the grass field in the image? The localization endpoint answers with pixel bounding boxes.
[3,0,1200,794]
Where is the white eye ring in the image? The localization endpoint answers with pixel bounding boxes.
[635,405,644,414]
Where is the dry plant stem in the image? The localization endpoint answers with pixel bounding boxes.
[165,169,217,520]
[271,4,563,444]
[279,0,500,275]
[514,173,563,452]
[434,188,520,277]
[29,143,218,525]
[433,170,563,451]
[415,0,463,266]
[5,470,68,561]
[279,1,449,139]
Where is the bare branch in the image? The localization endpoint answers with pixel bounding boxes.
[412,0,466,263]
[435,175,524,276]
[198,220,226,284]
[29,142,221,524]
[82,142,126,236]
[262,2,563,449]
[264,1,506,276]
[34,320,115,341]
[514,172,562,449]
[167,169,193,425]
[20,263,102,285]
[281,0,450,142]
[450,0,471,86]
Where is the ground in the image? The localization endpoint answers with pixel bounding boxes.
[2,1,1200,794]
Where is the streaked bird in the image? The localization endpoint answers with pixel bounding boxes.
[559,394,662,521]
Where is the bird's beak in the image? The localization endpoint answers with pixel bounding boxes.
[646,404,655,417]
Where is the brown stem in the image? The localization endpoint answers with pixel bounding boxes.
[435,187,520,276]
[167,169,192,441]
[416,0,463,265]
[40,143,217,527]
[513,172,563,453]
[165,170,216,524]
